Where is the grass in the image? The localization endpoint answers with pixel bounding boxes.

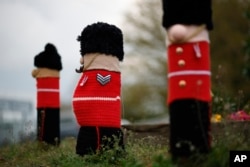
[0,132,169,167]
[0,123,249,167]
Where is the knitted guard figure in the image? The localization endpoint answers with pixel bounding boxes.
[162,0,213,158]
[72,22,125,156]
[32,43,62,146]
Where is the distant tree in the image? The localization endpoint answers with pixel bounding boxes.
[241,2,250,109]
[121,0,167,121]
[242,4,250,79]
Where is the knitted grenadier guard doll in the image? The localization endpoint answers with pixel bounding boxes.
[72,22,125,156]
[162,0,213,158]
[32,43,62,146]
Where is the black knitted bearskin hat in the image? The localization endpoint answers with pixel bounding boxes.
[34,43,62,71]
[162,0,213,30]
[77,22,124,61]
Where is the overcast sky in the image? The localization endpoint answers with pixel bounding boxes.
[0,0,133,102]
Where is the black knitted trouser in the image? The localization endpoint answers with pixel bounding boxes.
[37,108,60,146]
[76,126,124,156]
[169,99,211,158]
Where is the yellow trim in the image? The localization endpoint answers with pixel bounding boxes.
[168,24,206,44]
[83,53,120,72]
[32,68,60,78]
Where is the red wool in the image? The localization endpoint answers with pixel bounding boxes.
[73,70,121,128]
[167,41,211,104]
[36,77,60,108]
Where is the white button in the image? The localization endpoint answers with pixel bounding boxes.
[176,47,183,54]
[179,80,186,87]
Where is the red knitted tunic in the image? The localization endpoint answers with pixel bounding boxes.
[167,41,211,104]
[72,70,121,128]
[36,77,60,108]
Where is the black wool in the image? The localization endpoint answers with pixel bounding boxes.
[77,22,124,61]
[162,0,213,30]
[34,43,62,71]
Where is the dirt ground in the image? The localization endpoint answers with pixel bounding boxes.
[122,124,169,145]
[122,121,250,146]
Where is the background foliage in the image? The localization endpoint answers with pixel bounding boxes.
[121,0,250,121]
[210,0,250,111]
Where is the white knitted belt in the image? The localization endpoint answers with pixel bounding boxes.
[168,70,211,78]
[73,96,121,102]
[37,88,59,92]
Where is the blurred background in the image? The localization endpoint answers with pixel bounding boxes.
[1,0,250,145]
